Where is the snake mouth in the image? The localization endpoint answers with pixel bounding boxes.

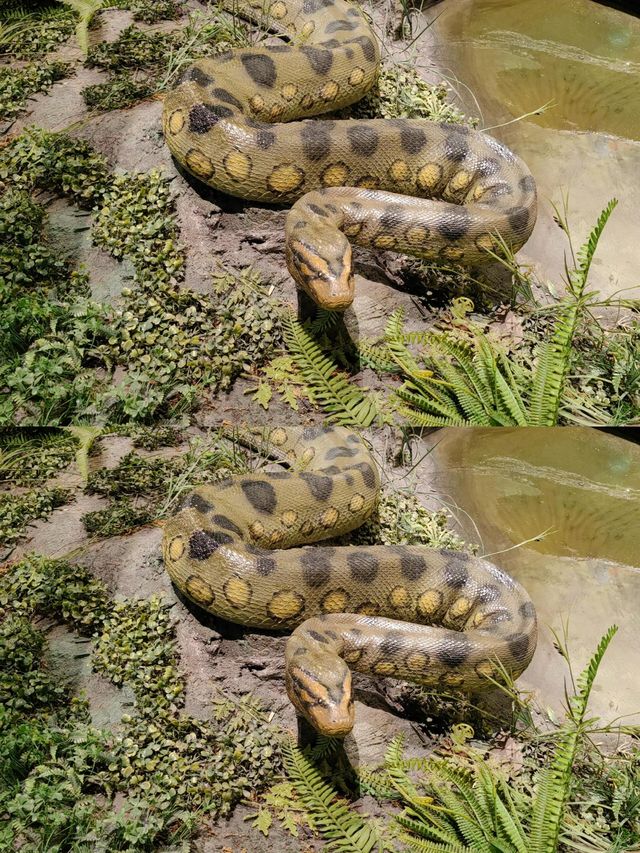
[287,240,355,311]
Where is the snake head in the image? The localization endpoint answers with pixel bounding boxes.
[286,661,355,737]
[286,236,355,311]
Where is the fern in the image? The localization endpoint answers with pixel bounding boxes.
[283,740,388,852]
[528,625,619,853]
[283,314,381,427]
[56,0,104,55]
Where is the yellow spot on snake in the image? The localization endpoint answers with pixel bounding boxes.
[320,507,339,528]
[448,170,472,193]
[300,519,315,536]
[472,610,488,627]
[268,589,305,620]
[475,234,495,252]
[270,104,285,120]
[388,159,410,183]
[344,648,363,664]
[270,529,285,546]
[448,596,472,619]
[270,427,288,445]
[356,601,380,616]
[249,94,265,113]
[301,446,316,464]
[267,163,305,194]
[374,234,395,250]
[269,0,287,18]
[476,660,495,679]
[185,574,214,605]
[388,585,410,609]
[321,588,349,613]
[417,589,443,618]
[281,510,298,527]
[320,80,340,101]
[355,175,380,189]
[300,20,315,37]
[406,225,428,247]
[300,93,315,110]
[343,222,363,237]
[348,67,365,86]
[472,183,487,201]
[223,150,252,182]
[442,672,465,687]
[406,652,428,672]
[167,535,185,562]
[223,576,252,608]
[281,83,298,100]
[374,660,396,676]
[249,520,265,539]
[417,163,443,192]
[442,246,464,261]
[185,149,214,179]
[321,162,349,187]
[168,109,185,135]
[349,493,365,513]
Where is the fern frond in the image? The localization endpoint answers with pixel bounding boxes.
[529,626,618,853]
[571,198,618,295]
[283,741,385,853]
[56,0,104,55]
[283,314,381,427]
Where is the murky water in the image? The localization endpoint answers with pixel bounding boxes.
[425,427,640,726]
[427,0,640,302]
[433,0,640,139]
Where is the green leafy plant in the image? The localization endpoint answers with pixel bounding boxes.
[57,0,104,56]
[283,314,384,427]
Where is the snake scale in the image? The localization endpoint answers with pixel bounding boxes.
[163,427,537,736]
[162,0,538,310]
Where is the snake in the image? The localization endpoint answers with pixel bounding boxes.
[161,0,538,311]
[162,426,537,736]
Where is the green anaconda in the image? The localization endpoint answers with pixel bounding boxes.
[162,0,538,310]
[162,426,537,736]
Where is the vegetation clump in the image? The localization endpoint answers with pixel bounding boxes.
[0,553,282,850]
[0,487,71,548]
[0,61,71,120]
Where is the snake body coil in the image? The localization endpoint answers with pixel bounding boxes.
[162,0,537,310]
[163,427,537,736]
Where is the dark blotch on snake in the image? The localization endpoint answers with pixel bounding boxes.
[380,631,406,657]
[211,88,242,109]
[241,480,277,514]
[347,551,379,583]
[301,121,333,161]
[345,35,376,62]
[189,529,233,559]
[325,445,358,459]
[308,629,330,644]
[300,45,334,75]
[309,203,329,217]
[301,548,334,588]
[180,66,213,86]
[438,637,473,667]
[189,103,233,133]
[347,124,379,156]
[443,553,470,588]
[346,461,376,488]
[508,632,531,662]
[400,126,427,155]
[325,18,359,31]
[507,206,530,235]
[438,209,472,241]
[519,174,536,193]
[476,585,500,604]
[299,472,333,501]
[256,556,277,576]
[303,0,334,12]
[241,53,277,87]
[182,493,213,513]
[443,129,470,163]
[400,552,427,580]
[519,601,536,619]
[211,515,242,536]
[256,129,277,149]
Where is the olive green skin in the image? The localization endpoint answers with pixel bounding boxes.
[162,0,537,310]
[163,426,537,736]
